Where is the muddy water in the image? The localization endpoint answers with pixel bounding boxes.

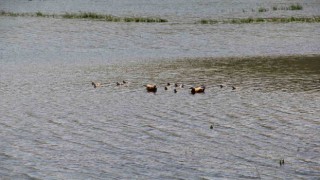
[1,0,320,179]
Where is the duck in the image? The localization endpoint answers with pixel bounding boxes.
[189,85,205,94]
[174,89,177,93]
[232,86,236,90]
[116,80,129,87]
[144,84,157,92]
[174,83,184,88]
[220,85,224,88]
[92,81,102,88]
[164,83,171,90]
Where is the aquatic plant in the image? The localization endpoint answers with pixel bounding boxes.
[198,16,320,24]
[290,4,303,10]
[123,17,168,23]
[62,12,120,21]
[199,19,219,24]
[0,11,168,23]
[36,11,44,17]
[272,4,303,11]
[258,7,268,13]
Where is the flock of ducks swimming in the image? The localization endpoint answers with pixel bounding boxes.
[92,81,237,94]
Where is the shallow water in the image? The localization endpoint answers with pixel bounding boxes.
[1,0,320,179]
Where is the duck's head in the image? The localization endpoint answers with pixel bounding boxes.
[189,87,196,94]
[92,82,97,88]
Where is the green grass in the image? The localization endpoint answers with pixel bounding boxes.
[199,19,219,24]
[258,7,268,13]
[272,4,303,11]
[0,11,168,23]
[198,16,320,24]
[290,4,303,10]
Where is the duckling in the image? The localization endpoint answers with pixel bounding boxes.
[174,83,184,88]
[279,159,285,166]
[189,85,205,94]
[117,80,128,86]
[164,83,171,90]
[144,84,157,92]
[92,81,102,88]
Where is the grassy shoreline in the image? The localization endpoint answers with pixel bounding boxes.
[199,16,320,24]
[1,11,320,24]
[0,11,168,23]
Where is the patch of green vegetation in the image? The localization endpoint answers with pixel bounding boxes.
[290,4,303,10]
[62,12,120,21]
[0,11,168,23]
[36,11,44,17]
[272,4,303,11]
[123,17,168,23]
[258,7,268,13]
[199,19,219,24]
[198,16,320,24]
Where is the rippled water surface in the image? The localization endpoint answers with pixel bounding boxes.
[1,0,320,179]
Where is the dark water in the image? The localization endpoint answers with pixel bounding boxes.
[1,0,320,179]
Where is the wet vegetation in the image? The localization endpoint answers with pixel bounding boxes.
[0,11,168,23]
[199,16,320,24]
[257,4,303,13]
[2,10,319,24]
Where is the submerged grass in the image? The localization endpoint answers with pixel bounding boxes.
[272,4,303,11]
[0,11,168,23]
[198,16,320,24]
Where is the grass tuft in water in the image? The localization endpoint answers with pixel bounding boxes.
[272,4,303,11]
[198,16,320,24]
[199,19,219,24]
[62,12,119,21]
[0,11,168,23]
[258,7,268,13]
[290,4,303,10]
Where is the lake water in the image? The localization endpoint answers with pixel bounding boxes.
[0,0,320,179]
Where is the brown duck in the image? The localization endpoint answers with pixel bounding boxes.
[144,84,157,92]
[190,85,205,94]
[92,81,102,88]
